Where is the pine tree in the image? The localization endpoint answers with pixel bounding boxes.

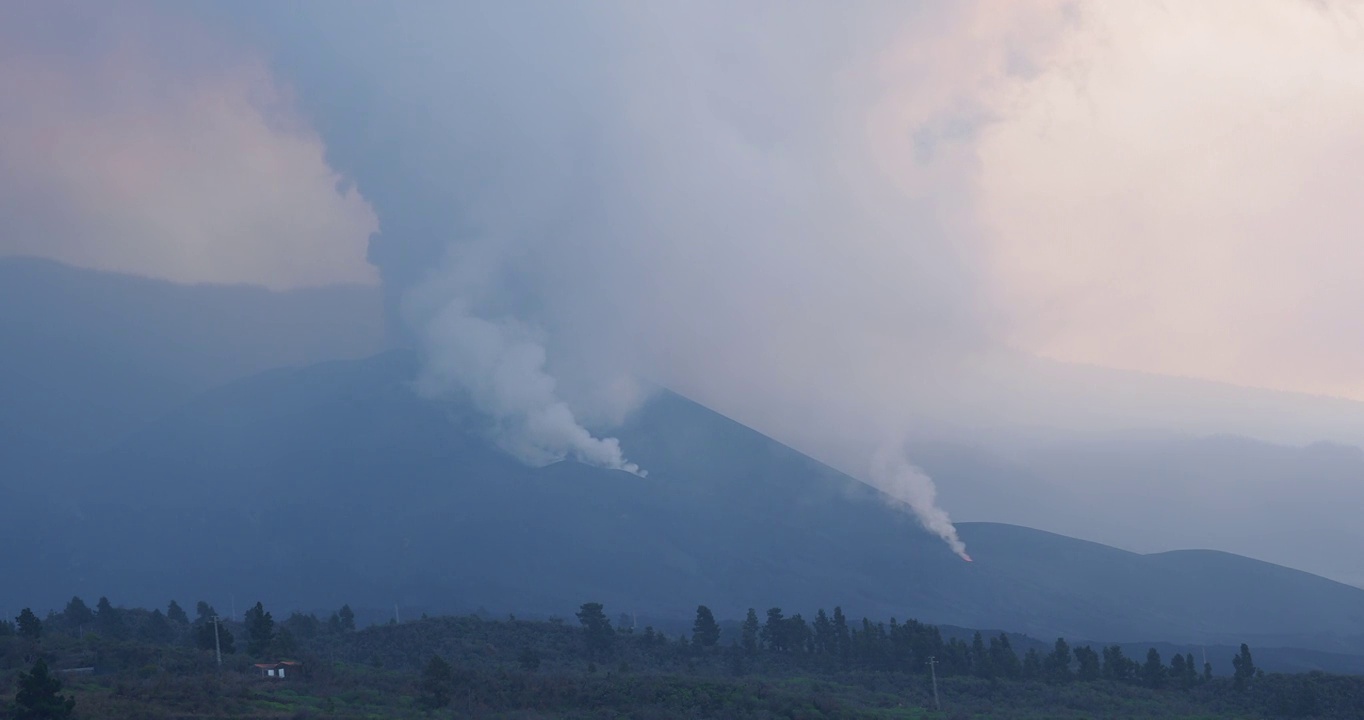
[761,608,786,652]
[166,600,189,625]
[576,602,614,658]
[1102,645,1132,681]
[741,609,760,654]
[1232,643,1256,689]
[832,607,851,660]
[13,658,75,720]
[1074,645,1101,681]
[244,602,275,657]
[944,637,971,675]
[1045,638,1072,682]
[16,608,42,640]
[788,614,811,655]
[1143,648,1165,688]
[692,605,721,648]
[95,597,125,638]
[991,634,1022,679]
[418,655,452,709]
[1021,648,1042,680]
[1170,652,1188,687]
[338,604,356,631]
[62,597,93,631]
[813,609,834,656]
[971,631,993,678]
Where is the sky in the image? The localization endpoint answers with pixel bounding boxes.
[4,0,1364,474]
[5,0,1362,403]
[0,1,378,290]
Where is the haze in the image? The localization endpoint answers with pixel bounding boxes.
[3,1,1362,586]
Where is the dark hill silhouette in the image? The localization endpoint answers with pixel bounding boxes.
[0,256,386,459]
[7,350,1363,660]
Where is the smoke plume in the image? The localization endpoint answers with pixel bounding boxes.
[403,244,644,476]
[869,440,969,560]
[209,1,1070,512]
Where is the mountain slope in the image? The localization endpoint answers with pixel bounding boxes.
[909,433,1364,588]
[6,350,1364,658]
[0,256,387,459]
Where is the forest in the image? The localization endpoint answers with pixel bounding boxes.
[2,596,1360,719]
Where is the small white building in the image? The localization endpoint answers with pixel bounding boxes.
[252,661,301,679]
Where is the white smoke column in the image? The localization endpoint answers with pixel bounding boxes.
[403,246,644,476]
[869,440,969,560]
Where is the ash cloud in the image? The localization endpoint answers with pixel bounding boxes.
[205,1,1049,543]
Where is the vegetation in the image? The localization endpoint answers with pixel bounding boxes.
[1,598,1360,719]
[12,658,75,720]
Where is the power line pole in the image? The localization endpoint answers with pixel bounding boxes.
[927,656,940,711]
[212,615,223,669]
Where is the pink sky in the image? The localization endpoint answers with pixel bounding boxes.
[0,3,377,290]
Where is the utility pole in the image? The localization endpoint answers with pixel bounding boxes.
[927,656,940,711]
[212,615,223,669]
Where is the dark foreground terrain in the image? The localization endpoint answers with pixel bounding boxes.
[3,597,1360,719]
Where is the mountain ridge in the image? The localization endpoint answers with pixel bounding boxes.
[5,349,1363,659]
[0,255,387,458]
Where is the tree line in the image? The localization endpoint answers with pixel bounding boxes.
[0,596,1267,691]
[578,601,1262,689]
[4,596,1354,719]
[3,596,358,659]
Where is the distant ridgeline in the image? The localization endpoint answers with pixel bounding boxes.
[2,596,1361,719]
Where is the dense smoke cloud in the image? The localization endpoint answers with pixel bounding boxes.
[404,242,644,475]
[202,0,1076,549]
[218,1,1031,471]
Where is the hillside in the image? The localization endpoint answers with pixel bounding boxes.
[0,256,387,459]
[5,350,1363,658]
[5,257,1363,593]
[908,434,1364,588]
